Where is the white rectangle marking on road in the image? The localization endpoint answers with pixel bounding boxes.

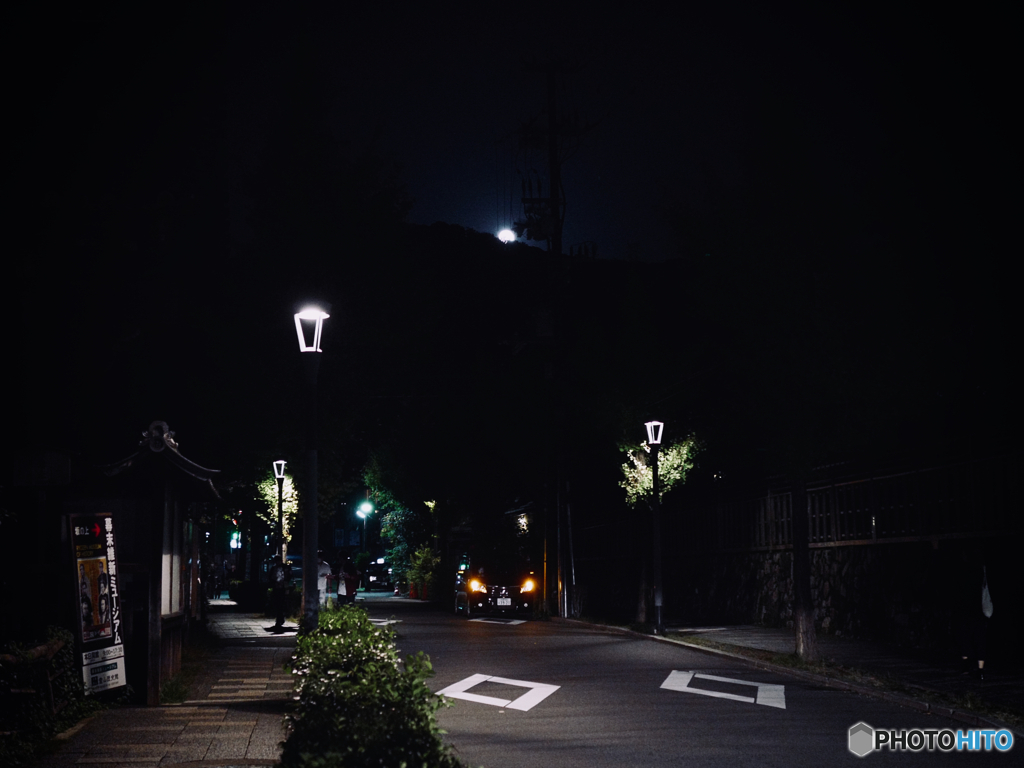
[488,676,560,711]
[450,691,513,707]
[438,673,492,696]
[660,670,696,691]
[437,673,560,711]
[661,671,786,709]
[469,618,526,625]
[755,684,786,709]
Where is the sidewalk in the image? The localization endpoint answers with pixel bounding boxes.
[35,595,404,768]
[37,603,296,768]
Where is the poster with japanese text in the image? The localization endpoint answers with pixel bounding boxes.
[70,514,127,693]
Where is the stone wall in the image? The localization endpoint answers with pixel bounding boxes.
[678,537,1002,650]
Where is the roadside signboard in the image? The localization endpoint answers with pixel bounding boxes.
[70,513,126,693]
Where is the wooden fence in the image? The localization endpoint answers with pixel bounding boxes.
[675,452,1021,553]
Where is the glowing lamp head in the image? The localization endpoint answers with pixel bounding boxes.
[521,578,536,593]
[273,460,286,479]
[645,420,664,446]
[294,305,330,352]
[497,229,516,243]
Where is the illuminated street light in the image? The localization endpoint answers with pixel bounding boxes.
[497,229,516,243]
[273,460,286,559]
[645,420,665,635]
[295,303,329,630]
[294,306,329,352]
[357,501,374,552]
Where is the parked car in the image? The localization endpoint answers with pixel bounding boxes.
[454,557,536,617]
[363,560,393,591]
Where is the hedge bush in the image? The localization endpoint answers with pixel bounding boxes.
[282,605,465,768]
[0,626,106,766]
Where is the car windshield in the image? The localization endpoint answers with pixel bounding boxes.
[471,556,530,585]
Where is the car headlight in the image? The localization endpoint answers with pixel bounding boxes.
[470,579,487,593]
[521,579,535,593]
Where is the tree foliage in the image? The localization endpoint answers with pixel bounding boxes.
[377,503,430,587]
[366,454,436,584]
[619,436,702,508]
[407,545,441,592]
[256,471,299,532]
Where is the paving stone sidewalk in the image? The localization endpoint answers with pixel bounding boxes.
[37,611,295,768]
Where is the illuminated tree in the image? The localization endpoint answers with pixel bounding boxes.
[256,471,299,551]
[619,436,702,508]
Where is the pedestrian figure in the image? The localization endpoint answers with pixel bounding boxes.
[270,556,290,628]
[955,547,993,681]
[317,551,332,608]
[221,560,231,599]
[203,560,215,600]
[339,557,359,605]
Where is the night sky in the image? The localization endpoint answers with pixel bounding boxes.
[9,4,1017,480]
[226,3,956,261]
[16,3,1009,262]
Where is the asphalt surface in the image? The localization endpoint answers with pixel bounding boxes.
[387,600,1021,767]
[34,593,1021,767]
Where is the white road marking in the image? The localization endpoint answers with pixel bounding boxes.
[438,673,560,711]
[661,670,786,709]
[469,618,526,625]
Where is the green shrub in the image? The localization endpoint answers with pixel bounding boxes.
[282,605,463,768]
[1,626,105,766]
[407,546,440,598]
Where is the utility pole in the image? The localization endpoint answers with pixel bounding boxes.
[515,57,595,252]
[792,474,819,660]
[514,57,596,617]
[546,64,562,257]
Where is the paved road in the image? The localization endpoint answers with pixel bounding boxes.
[364,600,1011,767]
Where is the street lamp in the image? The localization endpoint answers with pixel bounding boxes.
[357,501,374,552]
[645,420,665,635]
[295,303,329,630]
[294,307,329,352]
[273,460,286,559]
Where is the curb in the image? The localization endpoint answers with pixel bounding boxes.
[555,618,1023,738]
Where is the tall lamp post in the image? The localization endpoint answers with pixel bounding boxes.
[273,460,286,559]
[357,501,374,552]
[646,420,665,635]
[295,304,329,630]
